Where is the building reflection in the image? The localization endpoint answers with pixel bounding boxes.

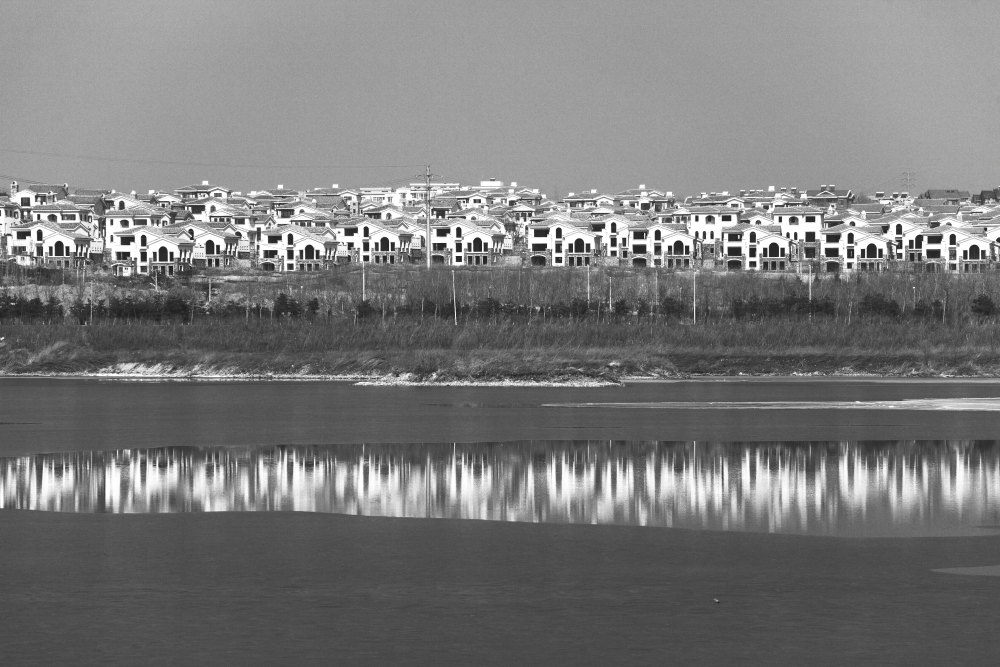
[2,441,999,535]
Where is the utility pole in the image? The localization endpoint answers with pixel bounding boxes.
[425,164,432,269]
[692,270,696,325]
[901,170,917,197]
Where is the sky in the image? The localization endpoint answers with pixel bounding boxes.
[2,0,998,199]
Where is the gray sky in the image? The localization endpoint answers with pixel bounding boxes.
[3,0,998,198]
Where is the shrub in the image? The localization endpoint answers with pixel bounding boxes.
[971,294,996,317]
[859,293,901,318]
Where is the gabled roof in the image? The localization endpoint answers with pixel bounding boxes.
[176,183,231,193]
[18,183,70,197]
[771,206,824,215]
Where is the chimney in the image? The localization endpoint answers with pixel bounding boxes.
[768,186,775,193]
[331,184,338,189]
[10,180,16,193]
[639,184,645,189]
[148,190,155,195]
[591,189,597,194]
[277,184,284,190]
[830,184,836,191]
[202,180,209,186]
[511,181,517,187]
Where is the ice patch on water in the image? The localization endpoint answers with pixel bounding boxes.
[544,398,1000,411]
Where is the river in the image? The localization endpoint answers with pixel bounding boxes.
[2,378,1000,663]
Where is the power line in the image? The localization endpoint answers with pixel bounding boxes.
[0,146,425,170]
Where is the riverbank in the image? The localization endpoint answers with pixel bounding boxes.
[4,313,1000,382]
[3,347,1000,383]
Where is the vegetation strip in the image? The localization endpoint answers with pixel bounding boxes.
[2,268,1000,380]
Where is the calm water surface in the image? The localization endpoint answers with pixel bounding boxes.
[4,378,1000,664]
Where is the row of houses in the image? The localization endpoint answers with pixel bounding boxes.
[2,178,1000,275]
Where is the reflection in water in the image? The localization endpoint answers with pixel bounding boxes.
[2,441,1000,536]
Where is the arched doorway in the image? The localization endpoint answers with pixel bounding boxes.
[530,255,547,266]
[826,261,840,273]
[727,259,742,270]
[632,257,647,267]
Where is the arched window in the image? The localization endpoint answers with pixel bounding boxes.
[287,233,294,245]
[970,245,982,260]
[189,229,196,239]
[363,227,370,237]
[47,214,57,222]
[749,232,756,243]
[118,201,125,210]
[36,229,43,241]
[789,216,799,225]
[455,227,462,238]
[949,234,956,245]
[473,238,483,252]
[865,243,877,259]
[654,230,661,240]
[768,242,779,257]
[706,215,715,224]
[158,247,168,261]
[206,240,216,254]
[54,241,64,256]
[380,238,390,251]
[673,240,684,254]
[847,233,854,244]
[895,224,902,235]
[555,227,562,239]
[574,239,585,252]
[141,235,147,247]
[210,205,216,213]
